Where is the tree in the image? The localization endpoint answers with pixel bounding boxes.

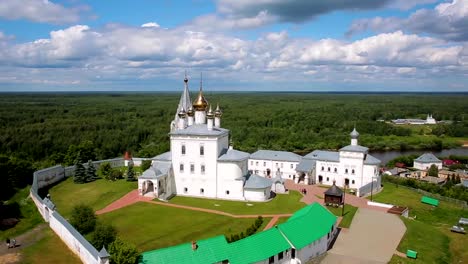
[86,160,98,182]
[108,238,139,264]
[141,160,152,171]
[126,164,135,181]
[91,222,117,250]
[98,162,113,179]
[109,169,123,181]
[427,164,439,177]
[70,204,97,234]
[74,161,86,184]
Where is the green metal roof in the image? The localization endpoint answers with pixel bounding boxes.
[278,203,337,250]
[228,228,291,264]
[421,196,439,206]
[139,235,230,264]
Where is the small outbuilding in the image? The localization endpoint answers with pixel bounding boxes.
[324,181,344,206]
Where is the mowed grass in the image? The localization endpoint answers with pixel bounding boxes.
[21,228,81,264]
[374,182,468,264]
[48,177,136,217]
[98,202,270,252]
[0,187,44,241]
[325,204,358,228]
[168,191,305,215]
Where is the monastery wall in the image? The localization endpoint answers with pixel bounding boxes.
[28,158,134,264]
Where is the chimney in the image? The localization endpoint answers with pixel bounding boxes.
[191,241,198,251]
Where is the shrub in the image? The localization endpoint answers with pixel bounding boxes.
[70,204,96,234]
[91,221,117,250]
[108,238,139,264]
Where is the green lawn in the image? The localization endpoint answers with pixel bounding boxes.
[0,187,44,241]
[325,204,358,228]
[48,177,137,217]
[21,228,81,264]
[167,191,305,215]
[98,202,270,252]
[374,182,468,264]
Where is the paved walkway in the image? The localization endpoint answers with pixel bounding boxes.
[285,180,389,212]
[96,190,292,230]
[322,208,406,264]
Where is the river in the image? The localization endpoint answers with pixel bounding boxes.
[370,148,468,165]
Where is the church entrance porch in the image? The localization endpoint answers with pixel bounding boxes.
[142,180,155,197]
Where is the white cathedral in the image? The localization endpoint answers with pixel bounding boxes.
[138,76,274,202]
[138,75,382,201]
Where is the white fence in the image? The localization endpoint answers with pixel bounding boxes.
[29,158,128,264]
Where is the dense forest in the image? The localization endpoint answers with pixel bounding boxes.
[0,92,467,201]
[0,93,467,167]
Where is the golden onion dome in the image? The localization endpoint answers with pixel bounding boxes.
[187,106,194,117]
[193,89,208,111]
[214,104,222,117]
[207,105,214,119]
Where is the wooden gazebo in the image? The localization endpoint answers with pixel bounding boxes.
[324,181,343,206]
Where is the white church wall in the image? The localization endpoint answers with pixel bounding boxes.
[217,162,245,200]
[248,159,299,179]
[244,187,271,201]
[171,136,220,198]
[414,161,442,170]
[315,161,340,184]
[297,236,328,263]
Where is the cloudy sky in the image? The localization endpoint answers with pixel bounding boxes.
[0,0,467,91]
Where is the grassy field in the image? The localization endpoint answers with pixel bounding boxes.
[168,191,305,215]
[98,202,270,252]
[20,228,81,264]
[325,204,358,228]
[0,187,44,241]
[48,177,136,217]
[374,182,468,264]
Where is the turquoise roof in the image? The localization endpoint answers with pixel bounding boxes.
[140,236,230,264]
[140,203,337,263]
[279,203,337,250]
[228,228,291,264]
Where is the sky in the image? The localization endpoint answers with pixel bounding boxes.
[0,0,467,92]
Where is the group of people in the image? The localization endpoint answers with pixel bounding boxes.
[5,238,16,249]
[301,188,308,195]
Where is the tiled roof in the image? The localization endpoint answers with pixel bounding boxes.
[218,148,250,162]
[152,151,171,161]
[244,174,272,189]
[170,124,229,137]
[364,154,381,165]
[415,153,441,163]
[296,158,316,172]
[339,145,369,153]
[304,150,340,162]
[250,150,302,162]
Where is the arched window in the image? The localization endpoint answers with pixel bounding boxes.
[201,165,205,174]
[200,188,204,194]
[334,168,337,173]
[352,180,355,184]
[326,177,329,181]
[345,169,348,174]
[184,187,188,193]
[352,169,355,174]
[181,144,186,155]
[226,190,230,195]
[200,145,204,156]
[179,164,184,172]
[321,166,324,171]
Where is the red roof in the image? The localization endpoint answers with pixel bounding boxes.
[124,151,132,160]
[395,162,406,168]
[443,159,459,166]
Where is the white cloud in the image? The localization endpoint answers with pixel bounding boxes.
[347,0,468,41]
[0,0,89,24]
[141,22,160,28]
[0,24,466,90]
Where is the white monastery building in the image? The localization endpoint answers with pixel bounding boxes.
[296,128,381,197]
[392,114,437,125]
[139,75,381,200]
[413,153,443,170]
[138,76,274,202]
